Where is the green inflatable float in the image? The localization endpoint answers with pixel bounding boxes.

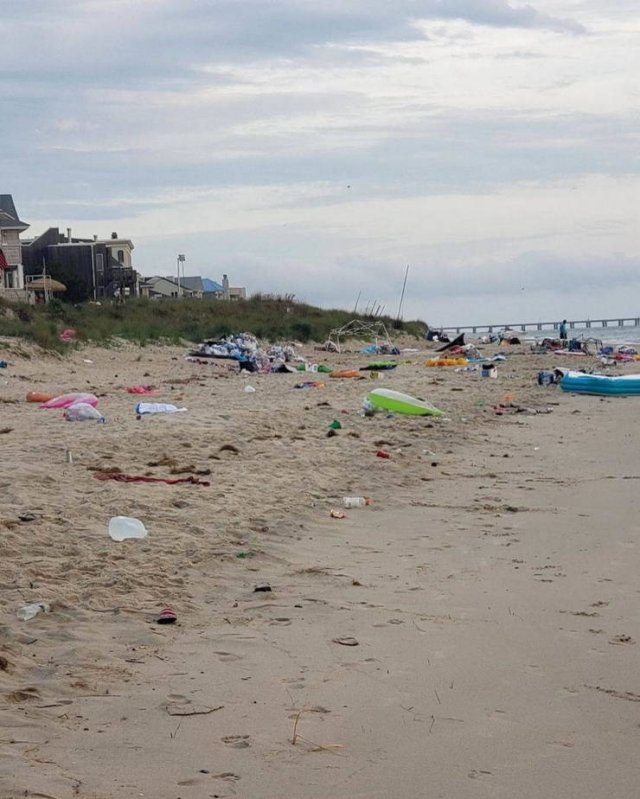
[367,388,444,416]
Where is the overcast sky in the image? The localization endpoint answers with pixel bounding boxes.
[2,0,638,326]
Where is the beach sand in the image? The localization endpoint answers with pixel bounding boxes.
[1,338,640,797]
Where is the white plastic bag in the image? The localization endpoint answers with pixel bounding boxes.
[64,402,105,422]
[108,516,148,541]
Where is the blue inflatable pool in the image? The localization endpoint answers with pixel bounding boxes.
[560,371,640,396]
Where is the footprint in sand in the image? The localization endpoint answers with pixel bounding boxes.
[609,635,635,645]
[222,734,251,748]
[214,651,244,662]
[6,687,41,703]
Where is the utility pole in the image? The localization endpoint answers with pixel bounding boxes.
[177,254,185,296]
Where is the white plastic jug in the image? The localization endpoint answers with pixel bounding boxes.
[108,516,148,541]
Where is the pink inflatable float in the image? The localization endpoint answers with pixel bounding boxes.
[39,392,99,409]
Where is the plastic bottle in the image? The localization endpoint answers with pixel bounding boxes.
[108,516,148,541]
[17,602,50,621]
[343,496,371,509]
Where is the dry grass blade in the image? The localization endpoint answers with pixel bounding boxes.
[290,708,344,755]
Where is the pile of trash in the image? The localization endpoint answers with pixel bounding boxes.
[531,336,602,356]
[598,344,639,364]
[360,343,400,355]
[188,334,298,373]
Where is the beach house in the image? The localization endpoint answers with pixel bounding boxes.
[138,273,246,300]
[22,228,139,302]
[0,194,29,300]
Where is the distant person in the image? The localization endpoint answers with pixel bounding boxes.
[559,319,568,341]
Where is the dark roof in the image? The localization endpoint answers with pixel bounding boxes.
[180,276,204,292]
[0,195,29,230]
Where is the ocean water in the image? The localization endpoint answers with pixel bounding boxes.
[545,325,640,345]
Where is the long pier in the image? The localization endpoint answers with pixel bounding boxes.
[442,317,640,335]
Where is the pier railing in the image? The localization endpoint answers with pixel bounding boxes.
[442,317,640,335]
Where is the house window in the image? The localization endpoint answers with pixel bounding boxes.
[117,249,124,263]
[96,253,104,273]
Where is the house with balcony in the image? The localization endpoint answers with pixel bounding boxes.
[0,194,29,300]
[22,228,139,302]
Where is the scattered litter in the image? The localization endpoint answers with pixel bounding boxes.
[332,636,359,646]
[135,402,186,414]
[26,391,55,403]
[254,583,272,592]
[59,328,76,343]
[244,385,256,393]
[376,450,392,459]
[330,510,347,519]
[329,370,362,379]
[294,381,325,390]
[426,357,467,367]
[0,361,7,368]
[17,602,50,621]
[127,385,158,394]
[18,512,37,522]
[156,607,177,624]
[64,403,105,422]
[537,370,558,386]
[108,516,148,541]
[189,333,298,373]
[328,419,342,430]
[481,364,498,378]
[367,388,444,417]
[40,392,99,409]
[360,362,397,371]
[343,496,371,508]
[560,371,640,396]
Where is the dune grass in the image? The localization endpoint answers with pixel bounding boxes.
[0,295,427,352]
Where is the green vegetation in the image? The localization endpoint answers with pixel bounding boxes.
[0,295,427,352]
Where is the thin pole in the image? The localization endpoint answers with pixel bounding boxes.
[42,257,48,303]
[396,265,409,322]
[353,291,361,314]
[177,254,185,297]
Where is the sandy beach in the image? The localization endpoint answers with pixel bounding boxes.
[2,337,640,798]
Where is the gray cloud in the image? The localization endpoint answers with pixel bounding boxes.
[426,0,586,33]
